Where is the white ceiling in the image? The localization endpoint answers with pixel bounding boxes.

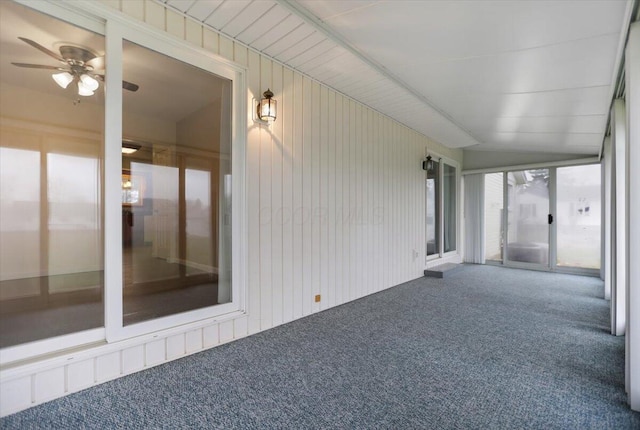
[166,0,631,155]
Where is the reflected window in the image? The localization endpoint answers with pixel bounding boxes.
[48,153,101,293]
[121,40,232,325]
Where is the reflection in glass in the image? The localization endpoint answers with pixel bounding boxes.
[0,147,41,304]
[122,40,232,325]
[556,164,601,269]
[506,169,549,266]
[186,168,213,276]
[443,164,456,253]
[484,173,504,261]
[48,154,101,293]
[0,1,104,348]
[426,161,439,256]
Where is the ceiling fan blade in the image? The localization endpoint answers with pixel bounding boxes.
[122,80,139,92]
[85,56,104,70]
[11,62,66,70]
[95,74,139,92]
[18,37,65,63]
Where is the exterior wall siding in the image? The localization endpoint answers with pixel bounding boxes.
[0,0,463,417]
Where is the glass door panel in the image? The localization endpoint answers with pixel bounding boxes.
[443,164,456,253]
[0,1,105,348]
[506,169,550,267]
[484,173,504,262]
[426,161,440,256]
[556,164,601,269]
[121,40,233,325]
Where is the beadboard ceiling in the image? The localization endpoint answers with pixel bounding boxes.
[166,0,631,155]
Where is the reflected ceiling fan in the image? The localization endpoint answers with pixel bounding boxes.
[11,37,139,96]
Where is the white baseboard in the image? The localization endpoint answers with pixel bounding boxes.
[0,313,248,417]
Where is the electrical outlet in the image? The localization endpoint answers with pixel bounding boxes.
[314,294,321,303]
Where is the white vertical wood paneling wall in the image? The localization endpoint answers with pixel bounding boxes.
[0,0,463,417]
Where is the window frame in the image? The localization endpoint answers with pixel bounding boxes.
[1,0,248,363]
[425,151,460,263]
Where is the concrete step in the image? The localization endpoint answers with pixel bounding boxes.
[424,263,464,279]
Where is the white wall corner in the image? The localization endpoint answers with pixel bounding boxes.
[625,20,640,412]
[602,137,612,301]
[612,99,627,337]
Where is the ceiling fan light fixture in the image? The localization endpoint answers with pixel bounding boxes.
[77,80,94,96]
[80,74,99,91]
[122,141,142,154]
[52,72,73,89]
[14,37,139,96]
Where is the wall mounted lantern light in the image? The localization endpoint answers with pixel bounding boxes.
[422,155,434,172]
[256,88,277,123]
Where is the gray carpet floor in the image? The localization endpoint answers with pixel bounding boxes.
[3,265,639,429]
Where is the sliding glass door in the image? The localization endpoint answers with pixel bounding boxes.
[0,0,246,361]
[426,161,439,256]
[443,164,456,253]
[0,2,105,349]
[120,40,233,327]
[486,164,600,273]
[426,157,458,260]
[484,173,504,262]
[556,165,601,269]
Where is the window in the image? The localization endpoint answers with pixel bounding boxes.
[121,40,233,326]
[426,157,458,259]
[443,164,456,253]
[426,161,439,256]
[0,0,245,360]
[0,2,105,349]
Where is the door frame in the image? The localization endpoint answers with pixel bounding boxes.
[498,165,600,276]
[425,151,461,263]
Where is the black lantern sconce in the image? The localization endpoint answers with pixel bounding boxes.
[422,155,434,172]
[256,88,277,123]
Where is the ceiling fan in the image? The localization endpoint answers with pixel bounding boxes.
[11,37,139,96]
